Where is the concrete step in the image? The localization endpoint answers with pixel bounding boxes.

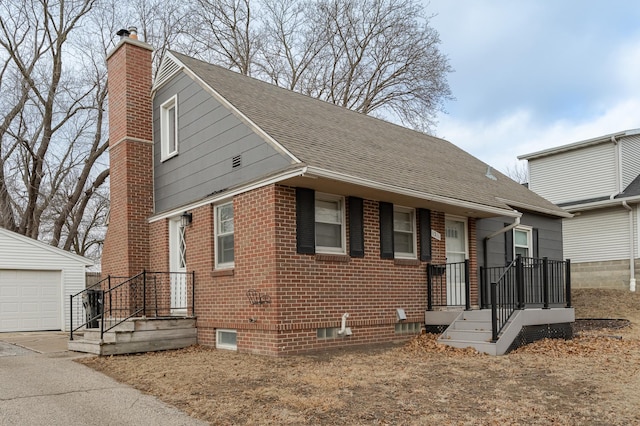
[442,329,493,342]
[67,339,102,355]
[100,336,197,356]
[459,310,492,321]
[450,319,491,331]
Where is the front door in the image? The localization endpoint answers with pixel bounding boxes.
[445,218,468,306]
[169,218,187,314]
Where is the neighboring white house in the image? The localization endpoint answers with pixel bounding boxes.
[0,228,93,332]
[519,129,640,291]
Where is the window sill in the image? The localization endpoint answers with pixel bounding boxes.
[315,254,350,263]
[160,151,178,162]
[394,258,421,266]
[211,269,234,277]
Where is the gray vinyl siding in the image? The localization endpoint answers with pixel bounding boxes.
[563,206,635,263]
[476,212,563,269]
[153,71,293,213]
[621,135,640,189]
[528,142,617,204]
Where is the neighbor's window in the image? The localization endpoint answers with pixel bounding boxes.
[161,95,178,160]
[315,193,345,254]
[394,206,416,258]
[514,226,532,258]
[215,202,234,268]
[216,329,237,350]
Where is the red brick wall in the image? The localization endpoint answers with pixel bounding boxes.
[182,184,474,355]
[102,38,153,280]
[144,178,480,355]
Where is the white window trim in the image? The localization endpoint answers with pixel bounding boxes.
[215,201,234,269]
[216,329,237,351]
[315,192,346,255]
[394,206,417,259]
[160,95,178,161]
[513,225,533,259]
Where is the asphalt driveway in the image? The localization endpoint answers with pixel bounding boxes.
[0,332,206,425]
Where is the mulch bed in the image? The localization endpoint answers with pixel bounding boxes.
[573,318,631,333]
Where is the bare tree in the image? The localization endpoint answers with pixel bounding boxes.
[187,0,452,133]
[0,0,108,258]
[503,161,529,184]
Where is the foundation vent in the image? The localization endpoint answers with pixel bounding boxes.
[232,154,242,169]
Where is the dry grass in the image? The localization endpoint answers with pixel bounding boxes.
[79,289,640,425]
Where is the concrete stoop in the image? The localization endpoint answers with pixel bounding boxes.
[68,317,197,355]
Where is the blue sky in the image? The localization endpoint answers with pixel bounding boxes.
[426,1,640,174]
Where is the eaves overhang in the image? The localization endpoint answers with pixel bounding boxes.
[518,129,640,161]
[562,194,640,213]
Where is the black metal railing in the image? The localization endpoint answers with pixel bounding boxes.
[489,258,519,341]
[427,260,471,311]
[70,270,195,341]
[486,256,572,341]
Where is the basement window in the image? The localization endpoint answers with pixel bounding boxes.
[160,95,178,161]
[216,329,237,350]
[395,322,421,334]
[317,327,339,339]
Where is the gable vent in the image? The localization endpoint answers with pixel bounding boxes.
[153,55,182,91]
[232,155,242,169]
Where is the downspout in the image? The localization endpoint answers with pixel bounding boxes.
[482,215,521,305]
[610,136,622,200]
[622,201,636,292]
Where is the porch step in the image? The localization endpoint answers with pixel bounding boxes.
[439,310,493,343]
[68,317,197,355]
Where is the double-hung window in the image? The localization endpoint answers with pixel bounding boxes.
[514,226,532,258]
[215,202,234,268]
[160,95,178,160]
[393,206,417,258]
[315,193,345,254]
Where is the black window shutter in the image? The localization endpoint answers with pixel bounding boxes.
[349,197,365,257]
[296,188,315,254]
[504,223,513,264]
[532,228,539,258]
[379,202,394,259]
[418,208,432,261]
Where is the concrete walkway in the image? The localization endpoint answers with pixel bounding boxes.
[0,332,206,426]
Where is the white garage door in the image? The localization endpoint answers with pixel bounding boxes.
[0,270,61,332]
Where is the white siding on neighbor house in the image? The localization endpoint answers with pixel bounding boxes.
[621,135,640,189]
[529,142,617,204]
[0,230,90,332]
[563,207,634,263]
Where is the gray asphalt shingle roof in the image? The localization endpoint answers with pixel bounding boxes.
[170,51,566,217]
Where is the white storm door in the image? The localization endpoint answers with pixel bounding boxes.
[445,218,468,306]
[169,219,187,314]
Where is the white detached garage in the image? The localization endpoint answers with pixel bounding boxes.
[0,228,93,332]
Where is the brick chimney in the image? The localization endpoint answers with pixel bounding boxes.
[101,31,153,278]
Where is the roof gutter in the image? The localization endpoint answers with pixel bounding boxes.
[305,166,521,218]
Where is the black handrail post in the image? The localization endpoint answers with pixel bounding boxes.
[69,294,74,341]
[542,257,550,309]
[565,259,572,308]
[491,282,498,342]
[191,271,196,316]
[516,255,525,309]
[100,290,105,341]
[142,270,147,318]
[108,275,112,317]
[426,265,433,311]
[464,260,471,311]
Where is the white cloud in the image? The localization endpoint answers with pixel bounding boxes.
[436,99,640,174]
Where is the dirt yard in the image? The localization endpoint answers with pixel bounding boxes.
[79,289,640,425]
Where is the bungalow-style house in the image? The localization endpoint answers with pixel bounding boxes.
[520,129,640,291]
[69,31,573,356]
